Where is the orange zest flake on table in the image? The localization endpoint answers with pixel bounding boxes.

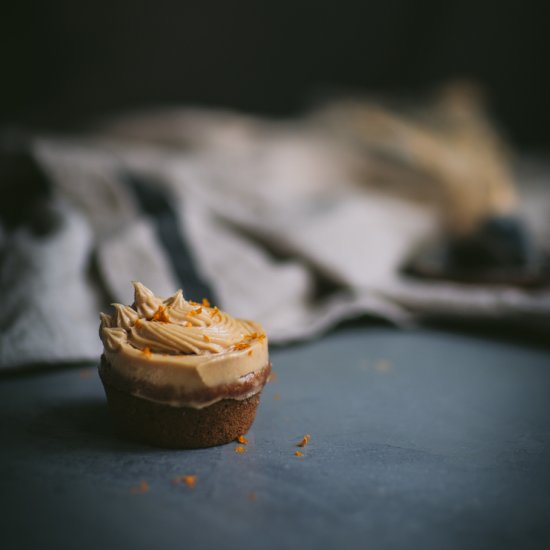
[234,446,247,454]
[297,434,311,447]
[142,347,152,358]
[173,475,197,488]
[130,480,149,494]
[151,305,170,323]
[294,451,304,457]
[236,435,248,445]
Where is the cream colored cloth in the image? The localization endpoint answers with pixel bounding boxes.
[1,108,549,370]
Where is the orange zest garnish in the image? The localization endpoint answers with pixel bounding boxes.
[234,446,247,454]
[210,306,219,318]
[151,305,170,323]
[246,332,266,341]
[203,334,210,342]
[134,319,142,328]
[202,298,211,307]
[297,434,311,447]
[130,480,149,494]
[294,451,304,457]
[236,435,248,445]
[247,349,253,356]
[185,321,193,327]
[142,347,152,358]
[234,342,251,351]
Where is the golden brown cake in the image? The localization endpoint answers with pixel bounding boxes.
[98,282,270,448]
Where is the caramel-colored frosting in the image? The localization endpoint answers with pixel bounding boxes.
[99,282,270,408]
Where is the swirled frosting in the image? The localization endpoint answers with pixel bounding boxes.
[99,282,270,408]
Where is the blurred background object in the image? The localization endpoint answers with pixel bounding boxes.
[310,82,544,284]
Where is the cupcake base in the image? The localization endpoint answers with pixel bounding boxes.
[101,379,261,449]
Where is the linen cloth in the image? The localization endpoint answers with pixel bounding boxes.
[1,108,549,370]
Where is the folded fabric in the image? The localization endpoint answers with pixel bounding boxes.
[1,107,549,371]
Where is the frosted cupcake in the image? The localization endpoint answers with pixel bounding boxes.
[98,282,270,448]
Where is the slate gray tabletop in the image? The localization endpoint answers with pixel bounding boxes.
[1,326,550,550]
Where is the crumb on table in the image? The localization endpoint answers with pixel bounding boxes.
[374,359,393,372]
[173,475,197,488]
[130,480,149,494]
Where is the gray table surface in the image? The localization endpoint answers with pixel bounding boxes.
[1,326,550,550]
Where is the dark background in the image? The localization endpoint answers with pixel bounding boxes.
[2,1,550,148]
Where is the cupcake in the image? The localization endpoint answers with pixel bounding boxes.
[98,282,271,449]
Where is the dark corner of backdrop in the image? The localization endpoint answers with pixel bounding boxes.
[1,0,550,148]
